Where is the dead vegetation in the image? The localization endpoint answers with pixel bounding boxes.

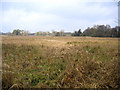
[2,36,119,88]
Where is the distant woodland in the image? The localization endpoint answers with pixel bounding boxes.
[2,25,120,37]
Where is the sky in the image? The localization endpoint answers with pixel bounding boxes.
[1,0,118,33]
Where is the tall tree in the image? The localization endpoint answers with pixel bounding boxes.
[52,30,57,36]
[60,30,64,36]
[22,30,29,36]
[72,29,82,36]
[12,29,22,35]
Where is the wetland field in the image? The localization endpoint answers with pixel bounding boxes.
[2,36,120,88]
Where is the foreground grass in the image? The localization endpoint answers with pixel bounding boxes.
[2,36,120,88]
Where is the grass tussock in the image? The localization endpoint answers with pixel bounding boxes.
[2,36,119,88]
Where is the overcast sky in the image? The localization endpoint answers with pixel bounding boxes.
[1,0,118,33]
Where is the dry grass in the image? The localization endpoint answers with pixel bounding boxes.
[2,36,119,88]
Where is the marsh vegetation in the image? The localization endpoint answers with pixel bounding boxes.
[2,36,119,88]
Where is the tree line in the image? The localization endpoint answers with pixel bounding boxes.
[8,29,66,36]
[82,25,120,37]
[4,25,120,37]
[72,25,120,37]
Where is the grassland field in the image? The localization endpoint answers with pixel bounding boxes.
[2,36,120,88]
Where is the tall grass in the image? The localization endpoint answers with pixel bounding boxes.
[2,36,119,88]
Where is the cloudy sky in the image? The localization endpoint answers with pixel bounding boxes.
[1,0,118,33]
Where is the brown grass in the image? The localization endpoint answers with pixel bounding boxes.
[2,36,119,88]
